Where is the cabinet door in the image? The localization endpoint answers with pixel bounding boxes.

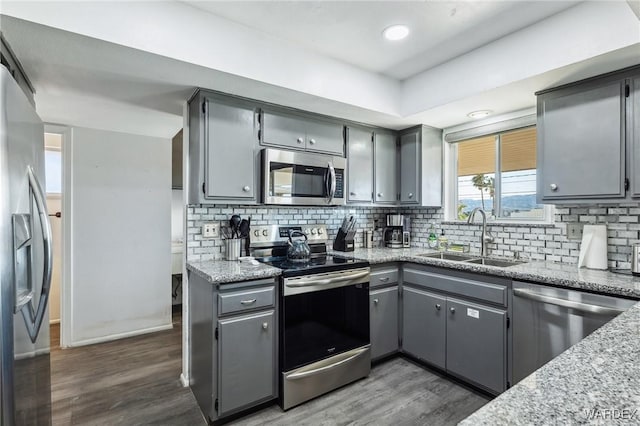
[205,100,256,200]
[402,286,445,369]
[446,298,506,394]
[631,76,640,199]
[218,310,275,416]
[262,111,307,150]
[370,287,398,360]
[374,132,398,204]
[400,131,420,204]
[347,127,374,203]
[306,119,345,156]
[538,80,626,200]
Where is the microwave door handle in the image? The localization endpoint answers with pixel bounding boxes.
[20,166,53,344]
[327,162,336,204]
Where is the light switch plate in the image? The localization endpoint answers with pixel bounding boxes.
[202,222,220,239]
[566,223,584,240]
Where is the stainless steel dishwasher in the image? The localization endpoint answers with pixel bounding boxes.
[512,281,636,384]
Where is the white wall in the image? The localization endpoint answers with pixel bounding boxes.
[67,126,172,346]
[171,189,184,242]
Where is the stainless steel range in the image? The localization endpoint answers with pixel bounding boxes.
[251,224,371,410]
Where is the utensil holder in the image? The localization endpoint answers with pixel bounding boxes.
[225,239,242,261]
[333,229,355,252]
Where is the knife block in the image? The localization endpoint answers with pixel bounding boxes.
[333,228,355,252]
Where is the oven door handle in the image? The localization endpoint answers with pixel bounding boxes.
[285,346,369,380]
[286,270,369,288]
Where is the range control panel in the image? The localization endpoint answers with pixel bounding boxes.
[250,224,328,245]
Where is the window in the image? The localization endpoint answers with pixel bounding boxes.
[454,126,546,221]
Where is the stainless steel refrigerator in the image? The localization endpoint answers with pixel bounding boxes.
[1,41,53,425]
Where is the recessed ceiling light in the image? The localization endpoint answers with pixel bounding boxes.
[383,25,409,41]
[467,110,492,119]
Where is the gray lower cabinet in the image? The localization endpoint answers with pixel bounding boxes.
[402,286,446,369]
[374,131,398,204]
[218,310,275,416]
[370,286,399,360]
[446,298,506,394]
[189,274,277,422]
[188,92,260,204]
[346,127,374,203]
[262,110,344,156]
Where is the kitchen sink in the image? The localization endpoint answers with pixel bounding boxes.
[418,253,477,261]
[465,258,525,267]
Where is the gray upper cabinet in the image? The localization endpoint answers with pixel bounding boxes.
[538,79,625,201]
[446,298,506,394]
[370,286,399,360]
[631,75,640,199]
[346,127,374,203]
[402,286,446,369]
[374,131,398,204]
[262,110,344,156]
[400,131,419,204]
[217,310,276,416]
[399,126,442,206]
[188,92,259,204]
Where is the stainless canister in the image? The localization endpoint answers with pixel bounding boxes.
[225,239,242,261]
[632,244,640,276]
[364,230,373,248]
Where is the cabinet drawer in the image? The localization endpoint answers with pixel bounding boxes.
[218,286,275,315]
[370,267,399,288]
[403,266,507,306]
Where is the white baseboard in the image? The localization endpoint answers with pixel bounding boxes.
[49,319,60,325]
[180,373,189,387]
[66,323,173,348]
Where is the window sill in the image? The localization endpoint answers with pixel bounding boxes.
[442,220,556,228]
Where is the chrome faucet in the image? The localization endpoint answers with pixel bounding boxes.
[467,208,494,257]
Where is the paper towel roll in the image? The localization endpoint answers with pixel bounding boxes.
[578,225,608,270]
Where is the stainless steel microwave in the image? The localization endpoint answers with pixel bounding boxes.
[262,148,346,206]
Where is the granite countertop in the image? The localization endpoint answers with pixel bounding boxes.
[186,259,281,284]
[330,247,640,299]
[459,300,640,426]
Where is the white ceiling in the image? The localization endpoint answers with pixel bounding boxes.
[1,1,639,138]
[185,1,580,79]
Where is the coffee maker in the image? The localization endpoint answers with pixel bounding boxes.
[384,214,410,249]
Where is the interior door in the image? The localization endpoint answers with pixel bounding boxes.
[374,132,397,204]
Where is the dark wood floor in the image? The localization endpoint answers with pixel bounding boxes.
[50,313,489,425]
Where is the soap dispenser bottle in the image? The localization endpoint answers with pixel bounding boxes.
[428,223,438,249]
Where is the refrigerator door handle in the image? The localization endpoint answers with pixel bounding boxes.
[19,165,53,343]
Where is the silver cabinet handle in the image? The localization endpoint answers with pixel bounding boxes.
[408,193,414,198]
[262,322,268,330]
[513,288,626,316]
[435,304,441,310]
[550,183,558,191]
[373,298,379,304]
[240,299,257,305]
[450,307,455,313]
[379,277,390,282]
[309,138,316,145]
[296,137,304,144]
[242,185,251,192]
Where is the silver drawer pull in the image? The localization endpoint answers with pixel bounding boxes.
[262,322,268,330]
[435,304,441,310]
[378,277,390,282]
[550,183,558,191]
[373,298,379,305]
[240,299,257,305]
[450,307,455,314]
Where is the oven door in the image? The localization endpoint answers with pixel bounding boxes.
[281,268,369,372]
[262,148,345,206]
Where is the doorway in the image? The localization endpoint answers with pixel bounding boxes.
[44,132,63,347]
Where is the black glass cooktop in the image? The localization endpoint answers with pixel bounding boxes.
[260,255,369,277]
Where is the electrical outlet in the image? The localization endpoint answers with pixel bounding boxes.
[566,223,584,240]
[202,222,220,239]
